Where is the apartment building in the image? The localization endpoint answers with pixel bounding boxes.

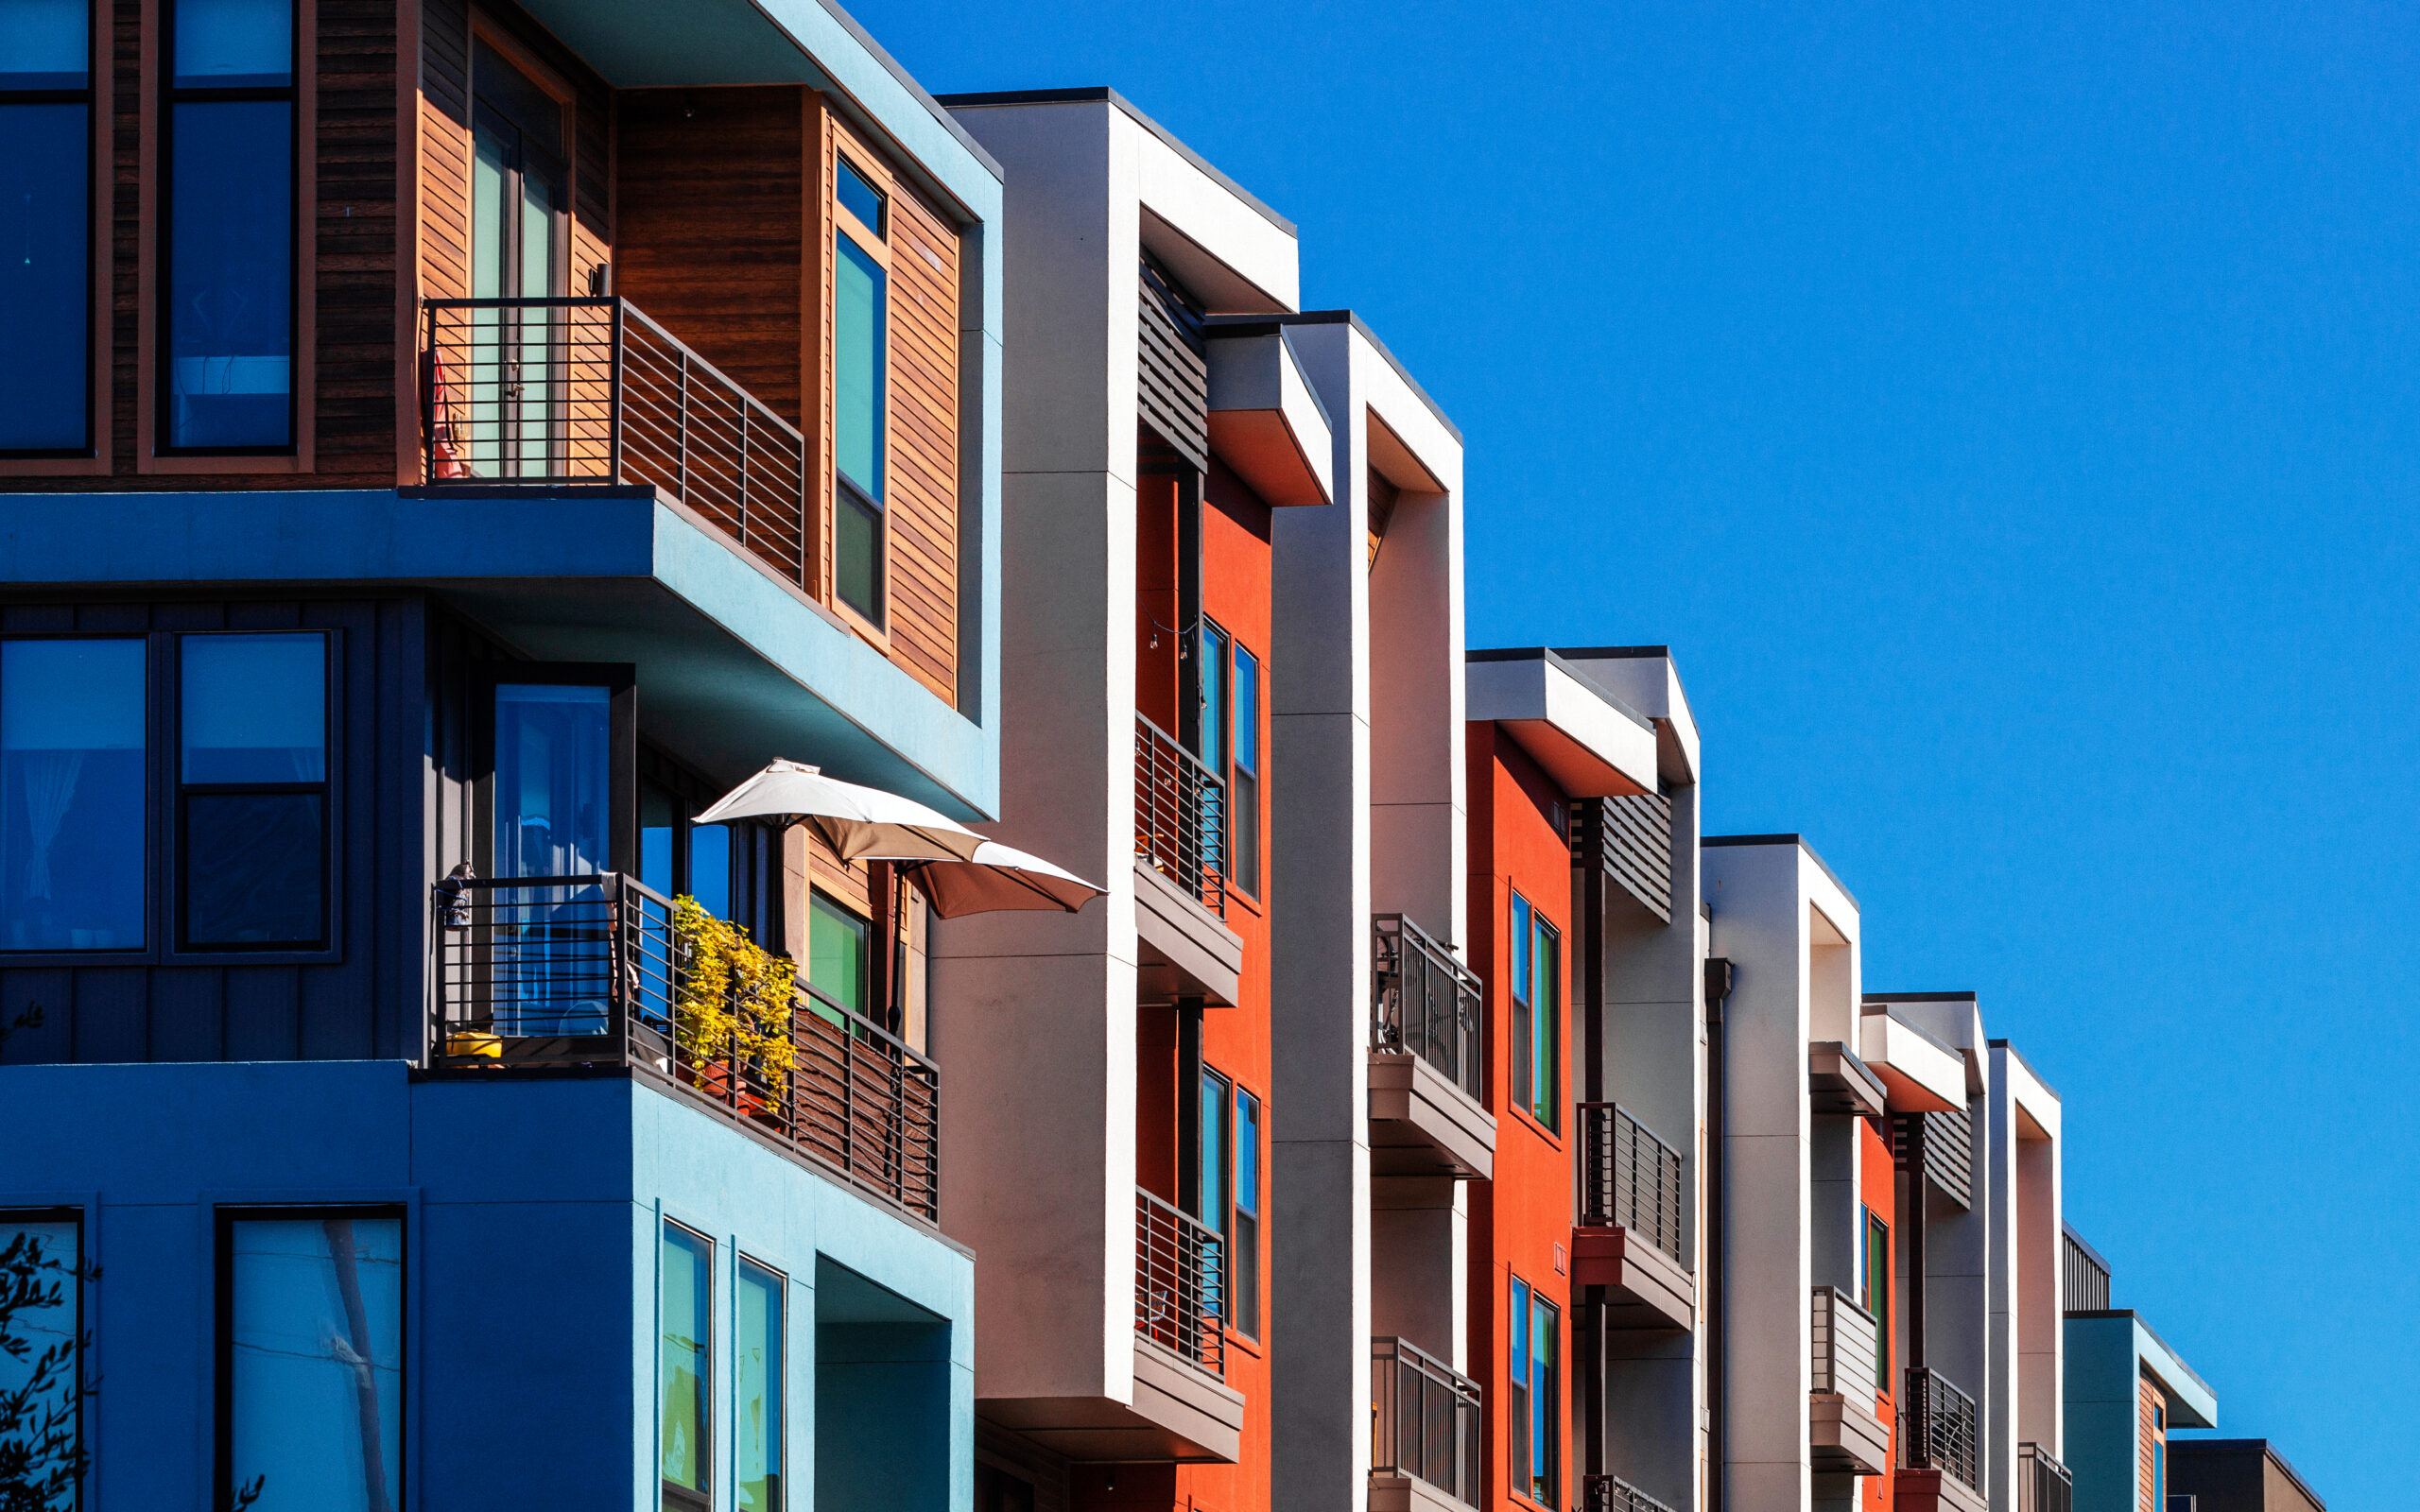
[2168,1441,2327,1512]
[925,88,1331,1512]
[0,0,1003,1505]
[2063,1228,2218,1512]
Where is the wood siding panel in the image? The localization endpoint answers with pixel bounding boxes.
[885,178,960,704]
[1138,269,1209,470]
[418,0,470,302]
[1599,791,1674,923]
[614,88,807,429]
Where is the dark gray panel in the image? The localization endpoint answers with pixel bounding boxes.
[1138,271,1209,471]
[0,971,71,1062]
[223,966,301,1061]
[71,968,147,1063]
[147,968,226,1061]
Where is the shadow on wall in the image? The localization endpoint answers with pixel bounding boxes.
[818,1256,951,1508]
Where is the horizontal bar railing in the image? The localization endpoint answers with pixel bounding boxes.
[1370,1335,1480,1507]
[422,297,812,592]
[1810,1284,1879,1400]
[1371,913,1483,1101]
[1134,1187,1225,1376]
[1902,1365,1981,1492]
[1582,1474,1681,1512]
[429,874,938,1220]
[2018,1442,2074,1512]
[1133,713,1226,917]
[1577,1102,1688,1265]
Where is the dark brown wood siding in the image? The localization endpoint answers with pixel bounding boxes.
[1138,262,1208,471]
[1598,791,1674,923]
[885,179,961,704]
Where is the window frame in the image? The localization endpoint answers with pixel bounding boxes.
[0,634,153,962]
[170,629,337,956]
[1529,908,1561,1132]
[1232,1083,1262,1341]
[822,122,897,644]
[734,1255,786,1512]
[469,661,637,881]
[659,1218,715,1512]
[0,0,109,471]
[136,0,317,474]
[214,1203,408,1512]
[1226,636,1261,902]
[0,1205,87,1508]
[1863,1208,1891,1385]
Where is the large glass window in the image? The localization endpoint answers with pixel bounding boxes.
[0,1210,83,1505]
[1230,644,1259,898]
[1863,1209,1890,1383]
[1509,1276,1557,1506]
[464,40,564,478]
[660,1222,712,1511]
[220,1211,405,1512]
[1529,908,1560,1130]
[833,170,888,622]
[0,0,93,454]
[807,894,869,1023]
[1233,1086,1261,1339]
[162,0,295,453]
[1197,1066,1229,1328]
[641,776,734,920]
[181,632,327,949]
[0,640,145,952]
[1509,891,1533,1114]
[493,682,611,878]
[736,1259,784,1512]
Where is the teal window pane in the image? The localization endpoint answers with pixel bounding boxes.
[736,1261,783,1512]
[1233,647,1257,775]
[835,233,885,502]
[660,1224,712,1499]
[1197,624,1226,772]
[836,157,886,237]
[1510,892,1531,1005]
[809,894,869,1019]
[688,823,731,921]
[0,0,87,86]
[225,1215,405,1512]
[2,639,145,952]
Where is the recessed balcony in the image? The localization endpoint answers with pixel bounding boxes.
[1571,1103,1692,1329]
[1808,1284,1890,1475]
[428,873,939,1222]
[1369,1336,1481,1512]
[1133,714,1242,1005]
[1368,914,1495,1179]
[1897,1365,1987,1512]
[1582,1475,1681,1512]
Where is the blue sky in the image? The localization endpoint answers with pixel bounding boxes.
[857,0,2418,1499]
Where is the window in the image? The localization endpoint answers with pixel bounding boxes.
[0,0,93,454]
[2152,1400,2167,1509]
[1197,1066,1230,1325]
[660,1222,712,1511]
[736,1260,785,1512]
[493,681,613,879]
[1,639,145,952]
[833,155,890,624]
[1509,891,1561,1127]
[1195,620,1226,773]
[464,38,565,477]
[641,777,733,920]
[218,1210,405,1512]
[161,0,296,453]
[1234,1086,1261,1339]
[1231,645,1259,898]
[0,1209,84,1505]
[180,633,328,949]
[807,893,870,1022]
[1508,1276,1558,1506]
[1863,1209,1890,1383]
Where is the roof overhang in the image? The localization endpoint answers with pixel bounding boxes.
[1467,650,1658,799]
[1858,1009,1968,1114]
[1205,330,1331,507]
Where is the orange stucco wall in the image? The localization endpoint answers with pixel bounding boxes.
[1467,726,1577,1512]
[1858,1115,1897,1512]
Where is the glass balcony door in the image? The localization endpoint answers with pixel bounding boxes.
[465,39,565,478]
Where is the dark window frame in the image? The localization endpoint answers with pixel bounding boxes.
[214,1203,408,1512]
[0,0,100,461]
[155,0,302,458]
[470,661,637,881]
[170,629,337,955]
[830,146,892,635]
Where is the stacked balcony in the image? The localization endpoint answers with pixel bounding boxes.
[1900,1365,1985,1510]
[2017,1442,2074,1512]
[1369,1336,1481,1512]
[1569,1103,1693,1329]
[1368,914,1495,1178]
[1807,1284,1890,1475]
[1132,714,1244,1005]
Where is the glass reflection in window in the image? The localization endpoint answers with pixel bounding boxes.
[493,683,610,879]
[0,0,94,453]
[182,632,327,949]
[1,640,145,951]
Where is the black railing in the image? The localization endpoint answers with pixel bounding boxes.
[1582,1474,1680,1512]
[1134,713,1226,916]
[2019,1442,2074,1512]
[1135,1188,1225,1375]
[421,297,813,590]
[1371,913,1482,1100]
[428,874,940,1220]
[1371,1336,1480,1507]
[1902,1366,1981,1492]
[1578,1103,1687,1265]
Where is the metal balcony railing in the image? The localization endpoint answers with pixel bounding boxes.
[1810,1284,1880,1400]
[428,874,939,1220]
[1577,1103,1688,1265]
[1134,713,1226,916]
[1370,1336,1480,1508]
[421,297,813,590]
[2018,1442,2074,1512]
[1134,1188,1225,1375]
[1901,1366,1981,1492]
[1582,1474,1680,1512]
[1371,913,1482,1100]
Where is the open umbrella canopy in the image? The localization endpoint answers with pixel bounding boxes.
[893,841,1106,919]
[693,761,987,864]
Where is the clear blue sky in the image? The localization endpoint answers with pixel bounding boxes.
[857,0,2417,1500]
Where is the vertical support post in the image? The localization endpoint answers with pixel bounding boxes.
[675,347,692,505]
[607,300,626,484]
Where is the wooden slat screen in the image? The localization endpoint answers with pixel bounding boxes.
[1599,792,1674,923]
[884,180,963,705]
[1893,1108,1975,1211]
[1138,259,1208,471]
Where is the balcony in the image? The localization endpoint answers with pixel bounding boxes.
[2018,1443,2073,1512]
[1582,1476,1681,1512]
[1133,714,1242,1005]
[1369,1337,1480,1512]
[1808,1285,1890,1475]
[1899,1366,1986,1512]
[1570,1104,1692,1329]
[420,298,812,593]
[1126,1187,1246,1462]
[428,874,938,1221]
[1368,914,1495,1179]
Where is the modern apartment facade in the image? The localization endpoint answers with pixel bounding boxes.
[2063,1229,2217,1512]
[0,0,1002,1506]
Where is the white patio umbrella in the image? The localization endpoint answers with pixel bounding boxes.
[691,761,987,864]
[890,840,1106,919]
